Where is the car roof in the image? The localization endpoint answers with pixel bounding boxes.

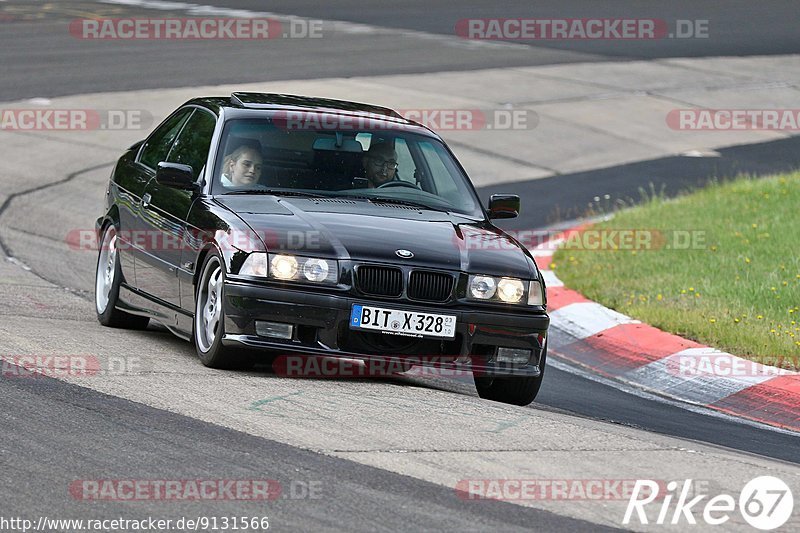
[183,92,435,135]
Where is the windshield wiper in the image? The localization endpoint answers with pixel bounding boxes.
[223,189,329,198]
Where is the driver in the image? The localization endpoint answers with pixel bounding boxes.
[221,140,263,187]
[362,142,398,188]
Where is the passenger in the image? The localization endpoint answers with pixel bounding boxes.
[361,142,398,188]
[221,142,263,187]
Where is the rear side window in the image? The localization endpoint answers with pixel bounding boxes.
[166,109,217,179]
[139,109,192,170]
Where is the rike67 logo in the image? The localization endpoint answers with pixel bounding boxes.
[624,476,794,530]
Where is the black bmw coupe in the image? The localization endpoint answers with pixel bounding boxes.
[95,92,549,405]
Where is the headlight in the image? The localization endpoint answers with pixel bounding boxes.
[528,280,545,306]
[467,275,542,306]
[271,254,298,280]
[469,275,497,299]
[269,254,338,284]
[239,252,268,277]
[239,253,338,284]
[497,278,525,303]
[302,258,329,282]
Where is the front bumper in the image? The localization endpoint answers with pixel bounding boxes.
[222,280,549,378]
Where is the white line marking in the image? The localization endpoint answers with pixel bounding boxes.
[547,355,799,437]
[550,302,638,340]
[623,356,775,405]
[669,346,797,377]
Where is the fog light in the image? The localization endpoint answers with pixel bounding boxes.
[255,321,294,340]
[496,347,531,364]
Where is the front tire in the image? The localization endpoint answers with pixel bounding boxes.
[474,344,547,406]
[95,224,149,329]
[193,250,251,369]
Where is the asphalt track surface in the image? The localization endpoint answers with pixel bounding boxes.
[2,1,800,530]
[213,0,800,58]
[1,369,612,532]
[2,0,800,100]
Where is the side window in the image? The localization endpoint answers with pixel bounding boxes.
[166,110,217,179]
[139,109,192,170]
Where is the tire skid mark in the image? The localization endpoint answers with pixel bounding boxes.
[0,161,114,298]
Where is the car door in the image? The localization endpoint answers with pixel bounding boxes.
[122,108,193,289]
[136,108,217,309]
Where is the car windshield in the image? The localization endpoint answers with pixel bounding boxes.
[212,116,484,218]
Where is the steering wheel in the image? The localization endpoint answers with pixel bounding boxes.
[377,180,420,190]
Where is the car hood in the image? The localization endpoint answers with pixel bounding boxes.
[216,196,537,279]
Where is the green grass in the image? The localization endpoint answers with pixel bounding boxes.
[552,172,800,367]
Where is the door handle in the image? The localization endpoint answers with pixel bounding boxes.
[142,193,152,208]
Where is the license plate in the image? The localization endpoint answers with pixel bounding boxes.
[350,304,456,339]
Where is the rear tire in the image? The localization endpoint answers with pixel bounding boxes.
[475,344,547,406]
[193,250,252,369]
[95,224,150,330]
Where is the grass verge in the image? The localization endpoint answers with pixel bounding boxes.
[552,172,800,366]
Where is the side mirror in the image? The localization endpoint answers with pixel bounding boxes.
[156,162,199,192]
[487,194,520,219]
